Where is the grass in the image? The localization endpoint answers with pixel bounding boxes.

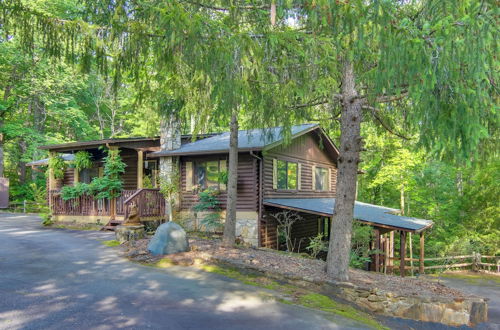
[199,264,385,329]
[431,271,500,285]
[101,240,121,247]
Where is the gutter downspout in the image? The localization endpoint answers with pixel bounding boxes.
[250,150,263,247]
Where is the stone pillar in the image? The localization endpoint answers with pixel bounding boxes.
[159,112,181,222]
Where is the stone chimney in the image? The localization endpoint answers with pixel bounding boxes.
[159,112,181,222]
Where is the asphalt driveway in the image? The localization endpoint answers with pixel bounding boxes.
[0,213,367,330]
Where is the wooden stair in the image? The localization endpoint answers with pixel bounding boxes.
[101,219,123,231]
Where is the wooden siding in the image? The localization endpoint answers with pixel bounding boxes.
[120,148,139,190]
[263,132,338,199]
[62,168,74,187]
[180,153,259,211]
[261,206,320,251]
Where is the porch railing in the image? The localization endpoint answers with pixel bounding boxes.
[49,189,165,219]
[49,190,109,216]
[124,188,165,219]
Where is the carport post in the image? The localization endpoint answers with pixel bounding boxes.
[399,231,406,277]
[374,228,380,272]
[419,232,425,274]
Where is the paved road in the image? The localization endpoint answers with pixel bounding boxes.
[437,275,500,330]
[0,213,368,330]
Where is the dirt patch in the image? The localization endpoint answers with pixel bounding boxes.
[121,235,472,300]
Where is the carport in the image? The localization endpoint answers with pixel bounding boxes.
[263,198,433,277]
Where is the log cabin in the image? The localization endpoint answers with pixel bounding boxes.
[32,123,433,275]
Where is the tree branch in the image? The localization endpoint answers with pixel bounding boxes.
[363,105,411,140]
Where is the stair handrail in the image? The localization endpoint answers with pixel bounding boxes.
[124,188,161,219]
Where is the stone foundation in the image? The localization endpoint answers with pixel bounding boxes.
[321,281,487,327]
[115,225,146,243]
[178,210,259,247]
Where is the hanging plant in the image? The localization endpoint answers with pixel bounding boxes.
[48,155,67,180]
[73,151,93,171]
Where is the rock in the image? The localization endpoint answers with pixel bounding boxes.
[469,301,488,325]
[148,222,189,256]
[115,225,145,243]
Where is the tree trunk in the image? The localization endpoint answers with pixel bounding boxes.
[326,61,363,281]
[18,140,27,184]
[223,109,238,246]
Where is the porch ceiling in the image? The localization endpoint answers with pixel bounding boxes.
[263,198,433,233]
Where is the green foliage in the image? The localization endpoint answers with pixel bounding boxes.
[48,155,67,179]
[60,148,125,200]
[40,212,53,226]
[60,182,93,201]
[306,233,328,259]
[159,169,180,206]
[193,189,222,232]
[101,240,120,247]
[73,151,92,171]
[349,222,373,269]
[218,170,228,185]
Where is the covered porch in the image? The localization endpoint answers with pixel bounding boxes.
[31,137,166,228]
[263,198,433,277]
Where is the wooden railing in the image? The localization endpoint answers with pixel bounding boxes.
[387,254,499,275]
[116,190,137,215]
[124,188,165,219]
[49,190,109,216]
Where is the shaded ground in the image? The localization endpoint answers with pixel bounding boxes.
[124,235,470,299]
[0,213,371,329]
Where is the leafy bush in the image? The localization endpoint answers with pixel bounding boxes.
[59,148,126,200]
[349,222,373,269]
[48,155,67,179]
[61,182,93,200]
[40,212,53,226]
[73,151,93,171]
[193,188,222,231]
[306,233,328,258]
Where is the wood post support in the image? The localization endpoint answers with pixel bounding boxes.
[389,231,394,274]
[374,228,380,272]
[74,168,79,185]
[400,231,406,277]
[137,150,143,189]
[419,232,425,274]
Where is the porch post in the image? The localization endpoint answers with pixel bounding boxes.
[400,231,406,277]
[108,146,118,220]
[74,168,79,185]
[137,150,144,189]
[389,231,394,274]
[48,151,56,212]
[419,232,425,274]
[374,228,380,272]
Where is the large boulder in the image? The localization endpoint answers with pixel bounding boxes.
[148,222,189,256]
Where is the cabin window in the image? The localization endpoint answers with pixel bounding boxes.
[79,168,99,184]
[276,159,298,190]
[314,166,329,191]
[192,159,226,191]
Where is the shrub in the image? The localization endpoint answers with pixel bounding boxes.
[48,155,67,179]
[306,233,328,258]
[193,188,222,232]
[73,151,93,171]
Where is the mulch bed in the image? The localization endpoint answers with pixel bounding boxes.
[121,235,471,299]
